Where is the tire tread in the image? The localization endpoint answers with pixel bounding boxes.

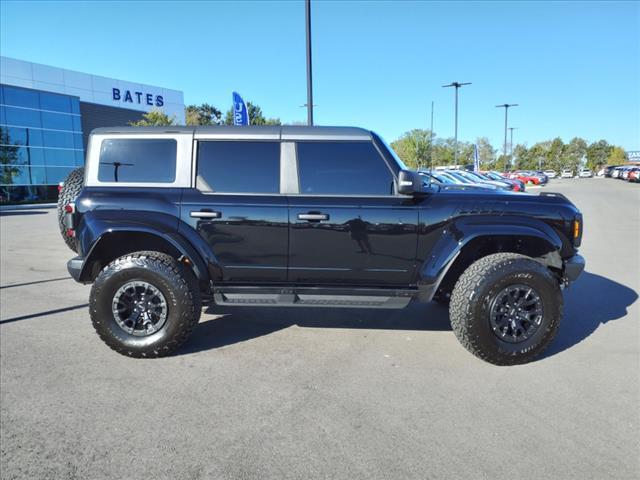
[89,251,201,358]
[449,252,562,365]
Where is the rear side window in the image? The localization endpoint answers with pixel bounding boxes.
[98,139,176,183]
[296,141,394,195]
[196,141,280,193]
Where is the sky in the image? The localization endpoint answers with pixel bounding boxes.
[1,0,639,150]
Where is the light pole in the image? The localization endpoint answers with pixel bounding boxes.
[305,0,314,126]
[508,127,517,168]
[443,82,471,165]
[496,104,518,167]
[429,100,434,169]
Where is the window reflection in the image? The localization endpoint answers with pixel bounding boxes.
[1,84,84,203]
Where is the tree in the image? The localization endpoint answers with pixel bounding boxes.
[224,102,281,126]
[129,109,177,126]
[586,140,614,170]
[607,146,627,165]
[476,137,497,169]
[0,127,22,203]
[185,103,222,126]
[390,129,433,169]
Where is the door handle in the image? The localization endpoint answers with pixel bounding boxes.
[190,210,221,219]
[298,213,329,221]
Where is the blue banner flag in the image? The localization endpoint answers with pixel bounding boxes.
[473,144,480,172]
[232,92,249,126]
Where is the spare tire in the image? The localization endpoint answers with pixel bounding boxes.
[57,167,85,253]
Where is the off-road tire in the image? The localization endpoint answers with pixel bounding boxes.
[57,167,84,252]
[449,253,562,366]
[89,251,201,358]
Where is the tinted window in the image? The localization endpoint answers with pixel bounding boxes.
[39,92,72,113]
[297,141,393,195]
[45,148,75,166]
[98,139,176,183]
[41,111,74,131]
[4,106,41,127]
[196,141,279,193]
[3,86,40,109]
[42,130,75,149]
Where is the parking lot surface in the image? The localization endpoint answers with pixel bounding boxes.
[1,179,638,480]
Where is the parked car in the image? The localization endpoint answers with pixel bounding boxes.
[604,165,621,177]
[530,171,550,184]
[419,171,500,192]
[611,166,624,179]
[560,169,573,179]
[508,171,540,185]
[58,125,585,365]
[483,171,526,192]
[445,170,499,189]
[628,168,640,183]
[458,170,515,191]
[543,170,557,179]
[578,168,593,178]
[621,166,637,181]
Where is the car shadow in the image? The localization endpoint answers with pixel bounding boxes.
[543,271,638,357]
[176,270,637,361]
[176,301,451,355]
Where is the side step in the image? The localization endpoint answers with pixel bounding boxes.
[213,287,415,309]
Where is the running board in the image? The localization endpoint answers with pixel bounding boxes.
[213,287,414,309]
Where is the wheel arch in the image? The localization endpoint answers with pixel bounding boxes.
[418,221,563,302]
[78,229,209,288]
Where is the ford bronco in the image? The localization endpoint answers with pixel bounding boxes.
[59,126,585,365]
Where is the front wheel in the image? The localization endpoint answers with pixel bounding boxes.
[449,253,562,366]
[89,251,201,357]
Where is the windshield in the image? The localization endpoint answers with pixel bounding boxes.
[425,171,455,184]
[466,171,491,181]
[447,171,474,184]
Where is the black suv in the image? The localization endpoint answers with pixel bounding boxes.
[60,126,584,365]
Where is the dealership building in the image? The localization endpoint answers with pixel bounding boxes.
[0,56,185,204]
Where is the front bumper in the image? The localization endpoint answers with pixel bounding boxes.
[564,254,585,283]
[67,256,84,282]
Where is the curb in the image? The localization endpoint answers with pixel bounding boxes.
[0,203,56,211]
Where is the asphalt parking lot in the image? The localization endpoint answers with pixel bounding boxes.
[1,179,638,480]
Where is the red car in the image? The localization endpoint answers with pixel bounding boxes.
[508,172,540,185]
[628,168,640,183]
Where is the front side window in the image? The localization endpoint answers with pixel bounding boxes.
[98,139,176,183]
[196,141,280,193]
[296,141,394,195]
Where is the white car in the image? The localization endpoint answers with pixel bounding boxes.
[543,170,557,178]
[579,169,593,178]
[560,169,573,178]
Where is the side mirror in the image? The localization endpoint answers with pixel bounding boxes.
[397,170,423,195]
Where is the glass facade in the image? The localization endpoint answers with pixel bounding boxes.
[1,84,84,204]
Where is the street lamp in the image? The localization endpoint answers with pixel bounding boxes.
[508,127,518,168]
[305,0,314,126]
[442,82,471,164]
[495,104,518,166]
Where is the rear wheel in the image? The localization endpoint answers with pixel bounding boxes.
[89,251,201,358]
[57,167,84,252]
[449,253,562,365]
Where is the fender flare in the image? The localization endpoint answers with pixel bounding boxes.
[77,220,210,283]
[417,218,563,301]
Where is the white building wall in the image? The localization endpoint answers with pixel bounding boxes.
[0,56,185,123]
